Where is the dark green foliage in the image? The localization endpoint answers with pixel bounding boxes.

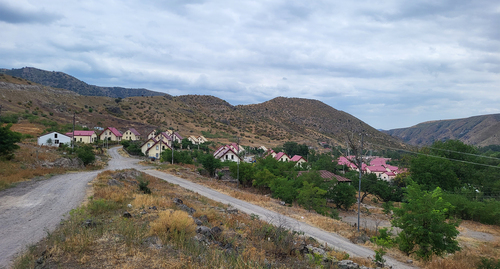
[410,155,459,192]
[229,162,256,187]
[392,184,460,260]
[0,113,19,123]
[199,154,222,177]
[309,154,338,173]
[297,181,327,212]
[443,193,500,225]
[269,177,300,204]
[282,141,309,157]
[478,258,500,269]
[121,140,143,156]
[76,145,95,165]
[252,168,276,188]
[0,124,22,160]
[181,138,193,149]
[160,149,193,164]
[328,183,357,210]
[138,177,151,194]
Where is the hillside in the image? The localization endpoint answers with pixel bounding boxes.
[384,114,500,146]
[0,74,407,151]
[0,67,165,98]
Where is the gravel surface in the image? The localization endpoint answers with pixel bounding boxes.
[0,147,143,268]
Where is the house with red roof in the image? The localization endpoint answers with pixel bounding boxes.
[65,130,97,144]
[155,132,173,147]
[274,152,290,162]
[380,171,396,181]
[366,166,388,178]
[171,132,183,143]
[290,155,307,166]
[123,128,141,141]
[99,127,122,142]
[214,146,241,163]
[147,129,157,140]
[298,170,352,184]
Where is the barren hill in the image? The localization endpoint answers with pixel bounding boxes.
[384,114,500,146]
[0,67,164,98]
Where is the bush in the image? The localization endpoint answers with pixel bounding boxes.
[0,123,22,160]
[0,113,19,123]
[150,210,196,238]
[76,145,95,165]
[138,177,151,194]
[328,183,357,210]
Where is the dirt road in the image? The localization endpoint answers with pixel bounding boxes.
[0,147,142,268]
[0,148,415,269]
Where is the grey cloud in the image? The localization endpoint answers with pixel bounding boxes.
[0,1,62,24]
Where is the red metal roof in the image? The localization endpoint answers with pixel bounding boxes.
[102,127,122,137]
[298,170,351,182]
[291,155,306,162]
[128,128,141,136]
[274,152,289,161]
[366,166,387,172]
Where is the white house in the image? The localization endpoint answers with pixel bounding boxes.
[214,146,241,163]
[38,132,71,147]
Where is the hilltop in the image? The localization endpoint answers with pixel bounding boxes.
[0,67,164,98]
[384,114,500,147]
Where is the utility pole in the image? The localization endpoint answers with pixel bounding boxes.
[237,136,240,189]
[171,138,174,165]
[357,133,363,232]
[71,112,75,151]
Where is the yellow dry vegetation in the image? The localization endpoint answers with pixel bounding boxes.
[150,210,197,238]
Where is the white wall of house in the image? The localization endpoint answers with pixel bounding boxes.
[38,132,71,147]
[220,152,240,163]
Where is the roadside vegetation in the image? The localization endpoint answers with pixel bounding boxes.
[13,170,370,269]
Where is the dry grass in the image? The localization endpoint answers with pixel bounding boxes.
[150,210,197,237]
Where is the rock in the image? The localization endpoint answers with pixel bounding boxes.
[338,260,360,269]
[193,234,209,244]
[123,211,132,218]
[198,215,209,223]
[279,201,286,206]
[196,226,213,237]
[149,206,157,210]
[142,236,163,249]
[173,198,183,205]
[82,219,97,228]
[177,204,196,215]
[127,204,132,208]
[107,178,123,186]
[406,259,413,264]
[227,206,238,214]
[306,244,326,256]
[211,226,223,236]
[353,234,370,244]
[194,218,203,226]
[140,210,147,215]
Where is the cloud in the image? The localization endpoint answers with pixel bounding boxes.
[0,0,62,24]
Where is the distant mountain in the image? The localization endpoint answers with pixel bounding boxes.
[384,114,500,147]
[0,67,165,98]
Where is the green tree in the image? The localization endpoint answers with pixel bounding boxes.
[269,177,300,204]
[0,124,22,160]
[229,161,256,187]
[328,183,357,210]
[283,141,309,157]
[392,184,460,260]
[76,145,95,165]
[252,168,276,188]
[200,154,222,177]
[297,181,327,212]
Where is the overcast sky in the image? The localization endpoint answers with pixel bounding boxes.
[1,0,499,130]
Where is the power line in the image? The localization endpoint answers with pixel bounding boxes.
[422,146,500,162]
[365,142,500,170]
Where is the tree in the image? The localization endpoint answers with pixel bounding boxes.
[269,177,300,204]
[252,168,276,188]
[283,141,309,157]
[328,183,357,210]
[392,184,460,260]
[229,161,256,187]
[0,124,22,160]
[297,181,327,212]
[76,145,95,165]
[200,154,222,177]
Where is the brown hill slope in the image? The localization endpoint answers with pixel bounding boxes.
[383,114,500,146]
[0,76,407,151]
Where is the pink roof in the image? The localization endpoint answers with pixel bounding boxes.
[173,132,183,140]
[337,156,353,165]
[291,155,306,162]
[214,147,240,159]
[66,130,95,137]
[274,152,289,161]
[140,137,157,148]
[128,128,141,136]
[367,166,388,172]
[102,127,122,137]
[384,165,399,172]
[298,170,351,182]
[384,171,396,176]
[370,157,390,166]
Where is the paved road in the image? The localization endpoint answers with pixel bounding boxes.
[0,147,415,269]
[0,147,142,269]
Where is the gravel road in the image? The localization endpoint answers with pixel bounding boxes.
[0,147,415,269]
[0,147,142,268]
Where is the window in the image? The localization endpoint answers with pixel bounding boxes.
[147,143,150,147]
[231,155,234,160]
[162,146,165,150]
[55,140,59,144]
[156,153,159,158]
[156,146,159,150]
[80,138,82,142]
[54,133,58,138]
[225,155,228,160]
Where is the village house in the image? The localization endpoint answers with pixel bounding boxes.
[274,152,290,162]
[140,138,158,155]
[147,130,157,140]
[171,132,183,143]
[123,128,141,141]
[290,155,307,166]
[187,135,199,145]
[37,132,71,147]
[99,127,122,142]
[214,144,242,163]
[154,132,173,147]
[197,135,208,144]
[145,139,171,159]
[66,130,97,144]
